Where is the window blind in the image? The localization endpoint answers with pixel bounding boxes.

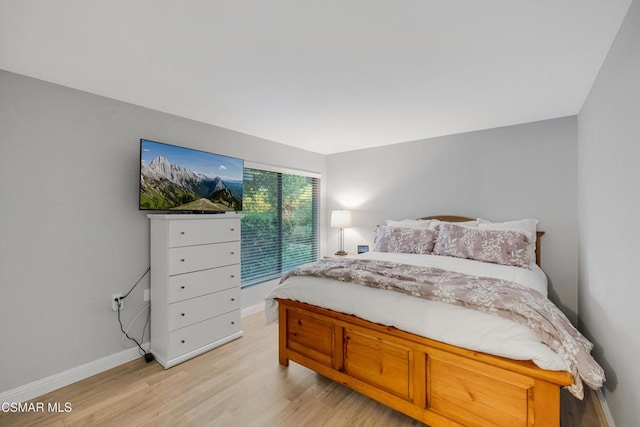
[241,167,320,287]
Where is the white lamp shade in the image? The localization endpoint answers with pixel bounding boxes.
[330,210,351,228]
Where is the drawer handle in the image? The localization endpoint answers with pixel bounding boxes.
[181,313,185,317]
[180,286,185,289]
[231,321,235,325]
[230,252,235,255]
[230,228,235,231]
[230,275,235,278]
[180,231,185,235]
[231,298,235,302]
[180,259,185,262]
[181,340,186,344]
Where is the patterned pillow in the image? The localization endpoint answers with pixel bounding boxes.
[433,223,531,268]
[374,226,437,254]
[477,218,538,267]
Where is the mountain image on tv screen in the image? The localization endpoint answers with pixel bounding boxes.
[139,139,243,212]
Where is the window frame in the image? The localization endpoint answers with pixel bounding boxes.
[241,162,321,288]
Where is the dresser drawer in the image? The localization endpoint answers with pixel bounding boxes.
[168,287,240,331]
[169,241,240,275]
[168,310,241,359]
[169,219,240,247]
[168,265,240,304]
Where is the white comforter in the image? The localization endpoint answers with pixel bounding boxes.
[265,251,568,372]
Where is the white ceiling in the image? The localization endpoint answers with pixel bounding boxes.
[0,1,632,154]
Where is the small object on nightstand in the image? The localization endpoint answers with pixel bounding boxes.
[357,245,369,254]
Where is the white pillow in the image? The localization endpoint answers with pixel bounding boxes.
[385,218,479,229]
[385,219,433,229]
[477,218,538,239]
[429,219,480,228]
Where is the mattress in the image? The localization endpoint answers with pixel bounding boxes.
[265,251,568,372]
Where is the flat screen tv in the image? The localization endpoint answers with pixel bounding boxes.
[139,139,243,213]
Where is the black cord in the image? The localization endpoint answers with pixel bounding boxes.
[115,267,153,360]
[141,303,151,349]
[117,303,147,357]
[122,267,150,300]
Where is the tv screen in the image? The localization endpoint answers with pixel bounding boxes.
[139,139,243,212]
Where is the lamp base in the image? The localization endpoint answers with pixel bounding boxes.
[334,250,348,256]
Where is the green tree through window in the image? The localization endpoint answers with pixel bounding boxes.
[241,168,319,287]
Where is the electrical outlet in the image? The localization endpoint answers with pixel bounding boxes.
[143,289,150,302]
[112,293,124,311]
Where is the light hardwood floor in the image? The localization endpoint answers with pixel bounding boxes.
[0,312,607,426]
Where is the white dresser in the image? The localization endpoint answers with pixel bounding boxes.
[148,213,243,368]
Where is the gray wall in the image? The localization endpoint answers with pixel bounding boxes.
[577,1,640,425]
[0,70,326,394]
[326,117,579,321]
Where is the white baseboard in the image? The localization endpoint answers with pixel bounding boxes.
[241,301,265,318]
[0,343,149,405]
[596,389,616,427]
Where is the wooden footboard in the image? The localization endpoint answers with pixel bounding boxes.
[277,298,573,427]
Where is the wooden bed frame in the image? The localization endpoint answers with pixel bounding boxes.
[277,216,572,426]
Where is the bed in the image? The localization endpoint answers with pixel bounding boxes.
[265,216,603,426]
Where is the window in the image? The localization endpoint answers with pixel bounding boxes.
[241,166,320,287]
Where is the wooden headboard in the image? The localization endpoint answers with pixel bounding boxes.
[419,215,544,267]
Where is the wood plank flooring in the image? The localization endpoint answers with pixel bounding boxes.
[0,312,607,426]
